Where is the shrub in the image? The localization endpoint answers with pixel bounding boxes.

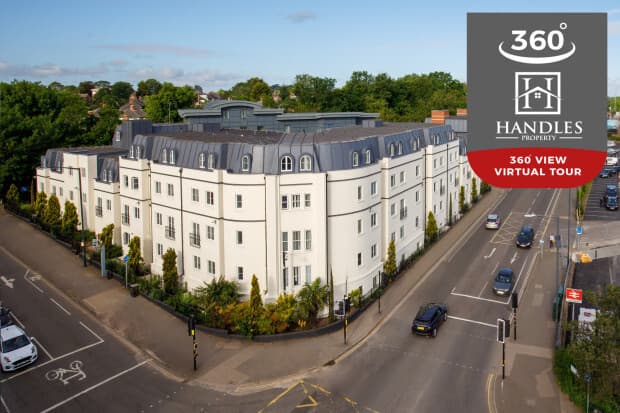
[349,288,362,308]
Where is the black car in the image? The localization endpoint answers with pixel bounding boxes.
[606,184,618,198]
[606,195,619,211]
[600,168,612,178]
[411,303,448,337]
[516,226,535,248]
[493,268,514,296]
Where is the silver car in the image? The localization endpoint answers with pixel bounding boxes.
[485,214,501,229]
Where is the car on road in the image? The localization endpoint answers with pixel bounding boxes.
[492,268,514,296]
[516,226,535,248]
[606,184,618,198]
[1,325,38,372]
[605,195,619,211]
[485,214,501,229]
[599,168,613,178]
[0,306,12,327]
[411,303,448,337]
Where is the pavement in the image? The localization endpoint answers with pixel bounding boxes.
[0,189,581,413]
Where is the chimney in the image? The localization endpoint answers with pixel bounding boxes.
[431,110,449,125]
[457,108,468,117]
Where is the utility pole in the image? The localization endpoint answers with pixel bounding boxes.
[188,315,197,371]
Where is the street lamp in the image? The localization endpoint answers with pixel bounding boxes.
[66,166,87,267]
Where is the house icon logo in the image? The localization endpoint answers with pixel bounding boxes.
[515,72,561,115]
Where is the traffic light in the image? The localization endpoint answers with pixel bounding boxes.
[188,315,196,337]
[497,318,511,343]
[511,292,518,309]
[344,296,351,313]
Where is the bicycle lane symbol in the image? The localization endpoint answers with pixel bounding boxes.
[45,361,86,385]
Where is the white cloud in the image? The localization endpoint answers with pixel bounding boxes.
[97,44,212,57]
[287,11,317,23]
[610,21,620,35]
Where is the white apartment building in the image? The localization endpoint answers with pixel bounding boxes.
[36,106,480,301]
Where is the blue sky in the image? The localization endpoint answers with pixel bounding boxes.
[1,1,620,94]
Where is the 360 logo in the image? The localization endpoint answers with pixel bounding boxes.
[498,23,576,64]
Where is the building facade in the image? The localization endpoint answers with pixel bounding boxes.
[36,102,479,302]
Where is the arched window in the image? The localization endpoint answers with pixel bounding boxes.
[299,155,312,172]
[281,155,293,172]
[397,142,403,155]
[161,149,168,164]
[365,149,372,164]
[389,143,395,157]
[241,155,251,171]
[169,150,176,165]
[199,153,206,169]
[352,152,359,167]
[208,153,216,169]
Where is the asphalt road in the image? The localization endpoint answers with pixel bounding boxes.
[292,188,560,412]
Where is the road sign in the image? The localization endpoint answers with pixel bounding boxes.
[122,255,129,263]
[566,288,583,304]
[92,239,98,248]
[576,225,583,235]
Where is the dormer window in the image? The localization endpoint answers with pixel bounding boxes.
[241,155,251,172]
[207,153,216,169]
[115,131,121,142]
[107,169,112,182]
[129,145,135,158]
[56,159,62,172]
[280,155,293,172]
[397,142,403,155]
[223,110,229,120]
[365,149,372,164]
[199,153,206,169]
[161,149,168,164]
[352,152,359,167]
[102,170,107,182]
[169,150,176,165]
[136,145,142,159]
[389,143,395,157]
[299,155,312,172]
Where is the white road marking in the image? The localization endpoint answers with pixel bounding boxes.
[39,360,151,413]
[510,251,518,264]
[484,248,496,259]
[80,322,104,343]
[0,275,14,289]
[450,291,508,305]
[1,395,10,413]
[49,298,71,316]
[32,337,53,360]
[478,281,489,297]
[24,270,43,293]
[447,315,496,328]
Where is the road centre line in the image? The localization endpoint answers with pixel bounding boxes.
[40,359,151,413]
[32,337,53,360]
[447,315,496,328]
[478,281,489,297]
[49,298,71,316]
[23,269,43,293]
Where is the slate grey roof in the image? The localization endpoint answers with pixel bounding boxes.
[40,147,127,183]
[130,122,456,175]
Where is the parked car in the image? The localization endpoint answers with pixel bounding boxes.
[600,168,612,178]
[612,165,620,174]
[1,325,38,372]
[606,184,618,198]
[605,195,619,211]
[411,303,448,337]
[516,226,535,248]
[485,214,501,229]
[0,306,12,327]
[492,268,514,296]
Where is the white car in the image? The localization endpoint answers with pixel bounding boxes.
[485,214,501,229]
[1,325,38,372]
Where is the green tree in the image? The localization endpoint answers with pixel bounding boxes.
[61,200,79,239]
[34,191,47,221]
[137,79,162,97]
[384,239,397,282]
[471,177,478,203]
[144,82,196,122]
[100,223,114,257]
[296,278,329,325]
[110,81,134,103]
[425,211,438,244]
[480,181,491,194]
[162,248,179,295]
[293,74,338,112]
[193,276,240,309]
[248,274,264,335]
[92,88,120,108]
[44,194,61,232]
[5,183,20,212]
[78,81,95,95]
[128,236,143,276]
[459,186,466,213]
[87,105,121,145]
